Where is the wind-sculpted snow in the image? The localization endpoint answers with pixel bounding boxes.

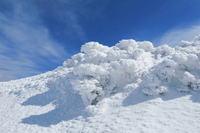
[1,36,200,132]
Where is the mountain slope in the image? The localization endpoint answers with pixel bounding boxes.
[1,37,200,133]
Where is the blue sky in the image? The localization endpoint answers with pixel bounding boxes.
[1,0,200,81]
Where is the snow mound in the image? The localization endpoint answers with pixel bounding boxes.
[1,36,200,132]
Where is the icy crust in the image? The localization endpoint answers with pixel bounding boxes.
[60,37,200,105]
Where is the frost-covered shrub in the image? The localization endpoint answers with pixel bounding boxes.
[154,59,177,82]
[141,39,200,95]
[189,80,200,91]
[172,53,199,70]
[63,53,85,68]
[180,71,196,85]
[70,79,104,105]
[137,41,154,52]
[106,48,129,61]
[116,39,138,52]
[81,42,109,54]
[59,36,200,103]
[73,63,109,84]
[109,59,138,84]
[67,39,156,103]
[179,40,192,47]
[155,45,175,57]
[80,42,109,64]
[177,71,200,91]
[143,86,168,96]
[83,50,107,64]
[129,49,145,60]
[142,73,168,95]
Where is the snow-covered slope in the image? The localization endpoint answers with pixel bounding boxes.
[1,36,200,133]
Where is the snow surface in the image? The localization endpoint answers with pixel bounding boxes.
[1,37,200,133]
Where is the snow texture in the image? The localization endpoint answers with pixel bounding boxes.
[1,36,200,132]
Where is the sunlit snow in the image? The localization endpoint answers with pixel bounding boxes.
[1,36,200,132]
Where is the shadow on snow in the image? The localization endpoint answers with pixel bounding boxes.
[123,86,200,107]
[21,77,87,127]
[21,77,200,127]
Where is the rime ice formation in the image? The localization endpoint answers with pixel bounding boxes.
[62,37,200,104]
[1,36,200,132]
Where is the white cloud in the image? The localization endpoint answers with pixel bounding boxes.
[156,22,200,47]
[0,1,69,81]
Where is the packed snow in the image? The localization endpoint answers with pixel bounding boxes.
[1,36,200,133]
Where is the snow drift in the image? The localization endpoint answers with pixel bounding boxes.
[1,36,200,132]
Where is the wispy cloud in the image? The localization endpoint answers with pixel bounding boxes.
[0,0,70,81]
[155,22,200,47]
[31,0,92,43]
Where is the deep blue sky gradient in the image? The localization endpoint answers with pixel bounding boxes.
[40,0,200,45]
[32,0,200,50]
[1,0,200,81]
